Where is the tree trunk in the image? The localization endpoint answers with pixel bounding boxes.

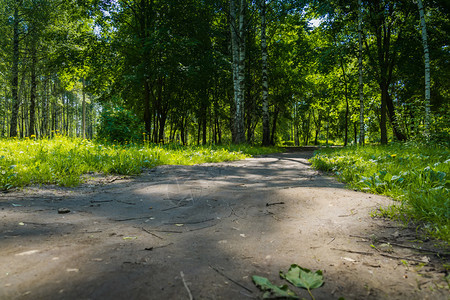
[417,0,431,135]
[29,38,37,137]
[260,0,270,146]
[294,103,299,146]
[143,80,152,135]
[339,58,349,146]
[158,112,167,144]
[230,0,246,144]
[270,105,279,145]
[41,78,48,137]
[326,111,330,146]
[82,78,86,138]
[202,112,207,145]
[373,4,406,143]
[10,4,20,137]
[380,84,388,144]
[180,116,186,145]
[358,0,364,145]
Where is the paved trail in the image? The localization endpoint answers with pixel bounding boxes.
[0,151,448,299]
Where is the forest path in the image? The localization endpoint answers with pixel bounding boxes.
[0,151,448,299]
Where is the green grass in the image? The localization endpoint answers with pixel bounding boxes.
[310,142,450,243]
[0,136,280,189]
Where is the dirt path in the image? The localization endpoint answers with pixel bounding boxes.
[1,151,448,300]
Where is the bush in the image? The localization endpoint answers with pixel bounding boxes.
[97,107,144,144]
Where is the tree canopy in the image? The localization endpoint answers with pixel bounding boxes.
[0,0,448,145]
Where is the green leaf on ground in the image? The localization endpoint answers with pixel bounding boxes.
[252,275,298,299]
[279,264,324,290]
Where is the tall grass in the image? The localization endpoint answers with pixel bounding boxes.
[0,135,280,189]
[310,142,449,242]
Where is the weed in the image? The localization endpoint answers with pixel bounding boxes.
[0,136,279,190]
[310,142,450,242]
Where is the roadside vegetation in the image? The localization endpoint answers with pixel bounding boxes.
[310,143,450,242]
[0,135,280,190]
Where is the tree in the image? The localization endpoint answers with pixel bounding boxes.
[417,0,431,135]
[365,1,407,143]
[260,0,270,146]
[9,0,21,137]
[358,0,364,145]
[230,0,247,144]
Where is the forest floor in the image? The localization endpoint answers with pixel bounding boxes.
[0,149,448,300]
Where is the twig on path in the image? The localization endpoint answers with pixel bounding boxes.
[145,243,174,251]
[180,271,194,300]
[377,240,448,256]
[108,177,120,183]
[140,227,164,239]
[117,200,136,205]
[209,265,253,294]
[164,218,214,225]
[113,216,152,222]
[350,235,448,256]
[327,237,336,245]
[266,202,285,207]
[90,200,113,203]
[23,222,49,226]
[349,234,369,239]
[379,253,430,263]
[153,229,183,233]
[188,223,217,232]
[330,248,374,256]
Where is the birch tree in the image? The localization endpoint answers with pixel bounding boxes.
[417,0,431,135]
[9,0,21,137]
[260,0,270,146]
[230,0,246,144]
[358,0,364,145]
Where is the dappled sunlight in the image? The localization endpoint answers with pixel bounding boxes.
[0,152,447,299]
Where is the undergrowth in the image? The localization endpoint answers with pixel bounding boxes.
[0,136,280,189]
[310,142,449,243]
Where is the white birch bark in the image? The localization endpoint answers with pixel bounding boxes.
[230,0,246,143]
[82,77,86,139]
[358,0,364,145]
[417,0,431,135]
[261,0,270,146]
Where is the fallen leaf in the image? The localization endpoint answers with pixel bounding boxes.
[252,275,298,299]
[175,224,184,227]
[279,264,324,290]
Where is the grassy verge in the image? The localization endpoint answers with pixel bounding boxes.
[310,142,449,243]
[0,136,280,189]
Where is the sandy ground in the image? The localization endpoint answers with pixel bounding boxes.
[0,150,448,300]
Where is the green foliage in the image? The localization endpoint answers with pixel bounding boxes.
[97,107,144,144]
[252,275,298,299]
[253,265,324,300]
[280,264,324,291]
[0,136,279,190]
[310,143,450,242]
